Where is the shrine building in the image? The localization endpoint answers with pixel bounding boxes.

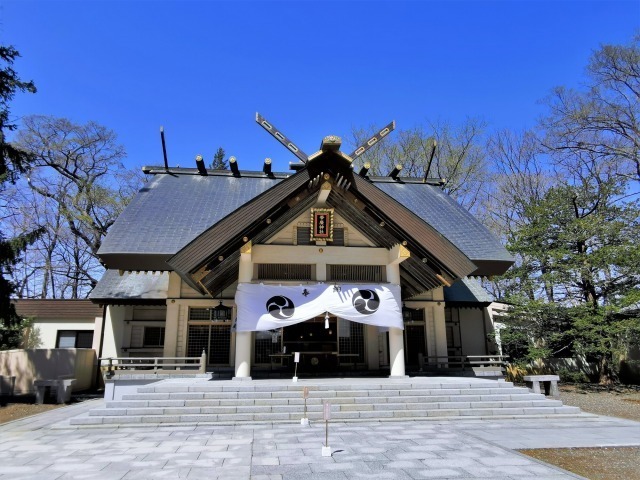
[89,117,513,378]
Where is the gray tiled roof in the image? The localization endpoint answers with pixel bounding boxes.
[98,171,511,270]
[374,182,512,264]
[444,277,495,304]
[89,270,169,301]
[99,174,284,256]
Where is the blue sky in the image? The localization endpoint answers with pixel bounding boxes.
[2,0,639,173]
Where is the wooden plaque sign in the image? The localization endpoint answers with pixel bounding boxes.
[310,208,334,242]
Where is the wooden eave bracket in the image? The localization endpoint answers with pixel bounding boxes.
[192,265,211,283]
[316,181,332,205]
[240,240,252,255]
[388,243,410,265]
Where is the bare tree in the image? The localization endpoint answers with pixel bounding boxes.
[349,118,490,213]
[9,115,144,298]
[541,36,640,185]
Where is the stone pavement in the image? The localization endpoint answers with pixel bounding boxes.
[1,399,640,479]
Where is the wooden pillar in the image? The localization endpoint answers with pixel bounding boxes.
[163,273,182,361]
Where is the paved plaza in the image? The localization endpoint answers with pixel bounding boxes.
[1,398,640,479]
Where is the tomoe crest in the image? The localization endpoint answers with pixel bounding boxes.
[352,289,380,315]
[266,296,295,319]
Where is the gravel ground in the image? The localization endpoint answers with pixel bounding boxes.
[0,400,61,424]
[518,384,640,480]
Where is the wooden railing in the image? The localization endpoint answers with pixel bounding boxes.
[99,351,207,376]
[419,355,509,374]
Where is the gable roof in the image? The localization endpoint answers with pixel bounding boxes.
[99,170,510,271]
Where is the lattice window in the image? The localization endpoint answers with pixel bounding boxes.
[297,226,311,245]
[257,264,312,280]
[338,319,365,364]
[332,228,345,246]
[403,308,425,323]
[189,306,232,322]
[254,330,280,364]
[297,226,344,245]
[328,265,383,282]
[186,324,231,365]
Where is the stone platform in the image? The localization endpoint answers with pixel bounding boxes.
[70,376,583,427]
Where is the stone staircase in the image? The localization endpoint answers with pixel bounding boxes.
[70,377,583,426]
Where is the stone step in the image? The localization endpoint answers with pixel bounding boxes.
[110,392,549,409]
[70,405,583,426]
[90,398,567,417]
[120,387,533,402]
[135,381,517,393]
[74,379,583,426]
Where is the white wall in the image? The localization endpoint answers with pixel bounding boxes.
[0,348,96,394]
[30,319,97,349]
[458,308,487,355]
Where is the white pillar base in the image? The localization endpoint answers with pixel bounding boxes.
[388,327,406,377]
[322,446,332,457]
[234,331,252,378]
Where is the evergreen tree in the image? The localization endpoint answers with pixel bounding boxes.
[210,147,228,170]
[0,46,39,348]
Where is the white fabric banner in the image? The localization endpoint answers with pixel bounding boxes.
[235,283,403,332]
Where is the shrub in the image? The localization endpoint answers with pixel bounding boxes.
[557,367,589,383]
[505,363,527,383]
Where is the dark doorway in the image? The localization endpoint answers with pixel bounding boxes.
[405,324,426,366]
[283,316,338,372]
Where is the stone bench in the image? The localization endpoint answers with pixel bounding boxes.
[34,376,76,404]
[523,374,560,398]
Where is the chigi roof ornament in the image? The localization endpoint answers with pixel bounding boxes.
[255,112,396,167]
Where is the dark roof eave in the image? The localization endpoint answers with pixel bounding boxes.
[446,301,492,308]
[90,298,167,306]
[99,254,174,272]
[468,259,514,277]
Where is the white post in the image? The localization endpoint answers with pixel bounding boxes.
[388,328,405,376]
[234,241,253,379]
[234,332,252,378]
[386,244,409,377]
[432,287,448,360]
